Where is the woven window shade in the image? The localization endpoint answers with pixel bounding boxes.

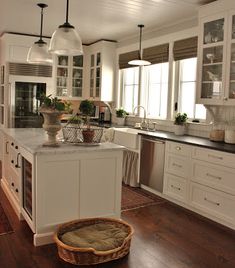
[173,36,198,61]
[119,50,139,69]
[143,43,169,64]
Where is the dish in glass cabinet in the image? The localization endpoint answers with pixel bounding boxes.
[206,53,215,64]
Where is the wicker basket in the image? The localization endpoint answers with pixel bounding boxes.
[54,217,134,266]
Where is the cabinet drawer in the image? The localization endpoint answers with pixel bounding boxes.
[192,147,235,169]
[192,160,235,195]
[190,182,235,224]
[165,154,191,178]
[9,169,20,203]
[164,174,188,203]
[166,141,191,157]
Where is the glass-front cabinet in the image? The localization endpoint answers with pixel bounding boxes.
[197,8,235,105]
[55,55,83,99]
[0,65,5,125]
[89,52,101,99]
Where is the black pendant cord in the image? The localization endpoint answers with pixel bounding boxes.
[66,0,69,24]
[36,3,48,44]
[138,24,144,60]
[39,7,44,41]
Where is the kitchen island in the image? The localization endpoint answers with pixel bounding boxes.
[0,128,124,246]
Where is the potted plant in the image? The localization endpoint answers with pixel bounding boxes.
[79,99,95,143]
[39,94,65,146]
[115,107,128,126]
[174,112,188,135]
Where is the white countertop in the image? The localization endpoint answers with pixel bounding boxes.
[2,128,124,155]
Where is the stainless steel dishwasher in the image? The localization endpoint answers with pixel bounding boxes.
[139,136,165,193]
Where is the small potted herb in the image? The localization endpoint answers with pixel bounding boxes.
[174,112,188,135]
[115,107,128,125]
[79,100,95,143]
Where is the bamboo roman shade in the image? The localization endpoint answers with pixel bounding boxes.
[119,50,139,69]
[143,43,169,64]
[173,36,198,61]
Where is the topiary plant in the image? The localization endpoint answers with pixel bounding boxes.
[174,113,188,125]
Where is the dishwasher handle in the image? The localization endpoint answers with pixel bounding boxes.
[141,137,165,144]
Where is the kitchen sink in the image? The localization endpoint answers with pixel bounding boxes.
[113,127,140,149]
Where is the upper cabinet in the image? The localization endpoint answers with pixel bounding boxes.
[54,55,84,99]
[86,41,116,102]
[197,0,235,105]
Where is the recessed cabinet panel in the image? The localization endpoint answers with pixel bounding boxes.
[204,19,224,44]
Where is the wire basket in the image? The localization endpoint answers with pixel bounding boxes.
[62,125,103,145]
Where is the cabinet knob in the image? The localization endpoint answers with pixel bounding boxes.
[11,182,14,187]
[11,142,14,146]
[15,188,19,193]
[11,160,14,164]
[15,146,18,149]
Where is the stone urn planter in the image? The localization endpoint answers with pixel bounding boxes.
[116,117,126,126]
[40,108,64,147]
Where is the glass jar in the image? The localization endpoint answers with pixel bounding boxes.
[224,120,235,144]
[209,121,225,142]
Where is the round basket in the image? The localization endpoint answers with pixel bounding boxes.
[54,217,134,266]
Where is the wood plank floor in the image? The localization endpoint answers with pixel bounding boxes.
[0,187,235,268]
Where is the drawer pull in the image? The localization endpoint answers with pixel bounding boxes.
[208,154,223,160]
[15,188,19,193]
[206,173,222,180]
[204,197,220,206]
[175,146,181,151]
[172,163,182,168]
[171,185,181,191]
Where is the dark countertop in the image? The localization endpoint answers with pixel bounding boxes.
[90,121,235,154]
[138,130,235,155]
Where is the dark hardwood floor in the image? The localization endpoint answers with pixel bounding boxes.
[0,187,235,268]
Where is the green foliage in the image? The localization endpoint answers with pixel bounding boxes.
[174,113,188,125]
[79,100,94,116]
[116,108,128,118]
[64,100,73,114]
[40,94,65,111]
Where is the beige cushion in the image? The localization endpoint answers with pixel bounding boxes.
[61,223,128,251]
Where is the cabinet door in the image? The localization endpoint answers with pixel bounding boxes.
[56,56,69,97]
[197,13,227,104]
[89,52,101,100]
[72,55,83,98]
[225,11,235,105]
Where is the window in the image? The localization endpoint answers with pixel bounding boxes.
[142,63,169,119]
[120,67,139,113]
[177,58,206,120]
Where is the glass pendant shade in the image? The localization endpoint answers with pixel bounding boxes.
[128,24,151,66]
[48,24,83,55]
[27,40,52,64]
[27,3,52,64]
[48,0,83,55]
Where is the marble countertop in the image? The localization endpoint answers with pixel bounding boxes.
[2,128,124,155]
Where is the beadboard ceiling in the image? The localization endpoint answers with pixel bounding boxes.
[0,0,216,44]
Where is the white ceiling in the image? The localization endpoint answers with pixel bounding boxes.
[0,0,216,44]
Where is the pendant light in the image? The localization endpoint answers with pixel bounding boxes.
[48,0,83,55]
[128,24,151,66]
[27,3,52,64]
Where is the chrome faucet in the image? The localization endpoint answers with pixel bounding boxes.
[133,105,147,129]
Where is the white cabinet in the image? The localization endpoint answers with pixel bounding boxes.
[0,33,50,64]
[163,140,235,230]
[197,0,235,105]
[86,41,116,101]
[1,134,22,219]
[54,54,84,99]
[163,142,192,203]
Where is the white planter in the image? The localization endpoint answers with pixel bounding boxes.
[116,117,125,126]
[174,124,186,135]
